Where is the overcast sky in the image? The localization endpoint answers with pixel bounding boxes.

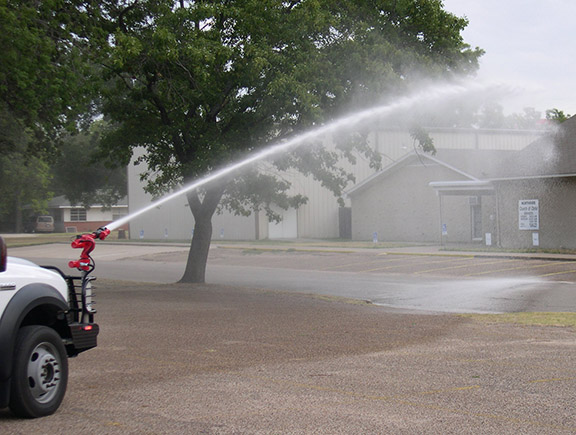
[441,0,576,117]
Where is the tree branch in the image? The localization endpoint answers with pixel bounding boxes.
[207,82,235,122]
[118,1,139,33]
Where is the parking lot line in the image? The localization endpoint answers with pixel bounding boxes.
[360,256,477,273]
[322,256,408,271]
[413,258,520,275]
[538,269,576,278]
[464,260,576,277]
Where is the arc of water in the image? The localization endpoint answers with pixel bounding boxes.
[106,80,510,231]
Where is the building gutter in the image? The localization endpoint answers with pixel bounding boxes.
[488,173,576,182]
[428,180,494,196]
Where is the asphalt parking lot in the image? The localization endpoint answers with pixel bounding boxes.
[1,243,576,433]
[204,247,576,281]
[10,240,576,282]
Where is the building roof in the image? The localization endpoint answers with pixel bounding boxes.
[429,116,576,195]
[433,148,518,179]
[494,116,576,179]
[47,195,128,208]
[347,148,518,197]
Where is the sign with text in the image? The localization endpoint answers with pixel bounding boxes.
[519,200,539,230]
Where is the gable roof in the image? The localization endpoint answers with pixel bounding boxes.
[47,195,128,208]
[494,116,576,179]
[347,148,517,197]
[433,148,518,179]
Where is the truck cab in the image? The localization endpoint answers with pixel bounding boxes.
[0,236,99,418]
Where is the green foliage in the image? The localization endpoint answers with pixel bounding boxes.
[506,107,542,130]
[546,108,571,124]
[474,106,572,130]
[89,0,482,280]
[97,0,481,197]
[52,123,127,209]
[0,0,97,144]
[219,169,307,223]
[0,123,52,231]
[409,126,436,155]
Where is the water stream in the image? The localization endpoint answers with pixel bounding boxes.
[107,80,511,232]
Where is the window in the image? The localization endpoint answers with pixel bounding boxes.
[469,197,482,240]
[70,208,87,221]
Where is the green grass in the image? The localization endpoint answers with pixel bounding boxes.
[460,312,576,328]
[2,233,78,248]
[443,245,576,256]
[1,231,131,248]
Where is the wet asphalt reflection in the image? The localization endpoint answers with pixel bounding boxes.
[10,244,576,314]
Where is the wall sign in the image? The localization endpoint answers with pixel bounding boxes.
[519,199,539,230]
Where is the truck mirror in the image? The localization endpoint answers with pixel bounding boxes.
[0,236,6,272]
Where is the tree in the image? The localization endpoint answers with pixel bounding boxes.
[0,119,52,232]
[0,0,98,148]
[52,123,127,209]
[0,0,104,230]
[96,0,482,282]
[546,108,571,124]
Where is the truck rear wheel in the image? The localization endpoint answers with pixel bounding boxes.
[9,325,69,418]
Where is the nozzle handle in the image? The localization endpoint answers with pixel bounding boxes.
[94,227,110,240]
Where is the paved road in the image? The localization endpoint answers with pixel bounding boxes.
[3,244,576,433]
[10,243,576,314]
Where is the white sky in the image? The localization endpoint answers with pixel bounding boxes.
[442,0,576,117]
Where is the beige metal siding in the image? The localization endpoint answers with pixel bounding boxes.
[351,161,476,242]
[127,148,256,240]
[127,129,542,240]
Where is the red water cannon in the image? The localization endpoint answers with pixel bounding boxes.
[69,227,110,271]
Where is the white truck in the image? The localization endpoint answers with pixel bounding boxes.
[0,228,108,418]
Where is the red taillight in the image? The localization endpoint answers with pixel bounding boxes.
[82,325,93,331]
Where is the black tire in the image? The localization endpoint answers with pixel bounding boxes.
[9,325,69,418]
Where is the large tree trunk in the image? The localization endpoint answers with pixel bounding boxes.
[179,183,226,283]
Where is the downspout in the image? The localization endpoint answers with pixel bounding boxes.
[438,193,444,247]
[495,185,502,248]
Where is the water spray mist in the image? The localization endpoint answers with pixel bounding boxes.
[105,80,513,232]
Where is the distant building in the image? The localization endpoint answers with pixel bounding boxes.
[127,128,542,241]
[348,149,516,244]
[46,196,129,233]
[491,116,576,249]
[355,116,576,250]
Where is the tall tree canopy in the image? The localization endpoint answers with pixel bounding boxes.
[52,122,128,209]
[0,116,52,231]
[93,0,482,282]
[0,0,101,229]
[0,0,98,146]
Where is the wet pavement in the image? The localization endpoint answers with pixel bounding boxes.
[207,246,576,281]
[8,242,576,313]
